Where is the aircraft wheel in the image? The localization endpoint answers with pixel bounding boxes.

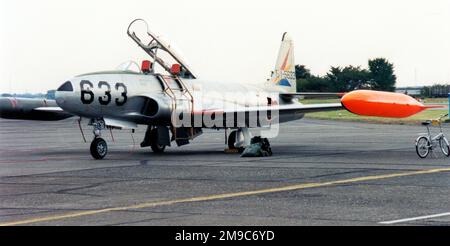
[150,128,166,153]
[228,131,245,153]
[90,137,108,159]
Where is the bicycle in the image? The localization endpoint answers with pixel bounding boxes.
[415,114,449,158]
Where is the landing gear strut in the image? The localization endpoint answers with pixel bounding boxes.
[90,119,108,159]
[228,131,244,153]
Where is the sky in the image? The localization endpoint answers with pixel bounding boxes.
[1,0,449,93]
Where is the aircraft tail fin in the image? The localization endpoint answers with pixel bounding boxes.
[269,32,296,93]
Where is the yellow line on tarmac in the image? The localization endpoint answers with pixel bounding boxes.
[1,167,450,226]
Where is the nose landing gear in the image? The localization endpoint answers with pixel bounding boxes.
[90,137,108,159]
[89,119,108,159]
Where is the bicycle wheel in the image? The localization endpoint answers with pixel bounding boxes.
[439,136,450,157]
[416,136,430,158]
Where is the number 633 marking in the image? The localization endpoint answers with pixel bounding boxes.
[80,80,127,106]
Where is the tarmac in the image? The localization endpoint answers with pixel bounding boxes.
[0,117,449,226]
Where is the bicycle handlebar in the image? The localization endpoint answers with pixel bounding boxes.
[426,114,448,124]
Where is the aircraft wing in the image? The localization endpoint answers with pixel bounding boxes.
[202,103,343,115]
[275,103,343,113]
[197,103,342,127]
[280,92,345,100]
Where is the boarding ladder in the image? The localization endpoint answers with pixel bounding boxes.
[157,75,196,143]
[127,19,199,143]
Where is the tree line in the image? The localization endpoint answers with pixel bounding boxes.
[295,58,396,92]
[421,84,450,98]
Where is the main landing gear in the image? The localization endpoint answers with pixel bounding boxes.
[141,126,170,154]
[150,128,166,153]
[89,119,108,159]
[227,128,252,153]
[227,130,244,153]
[227,128,273,157]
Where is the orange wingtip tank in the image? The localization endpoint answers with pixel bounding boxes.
[341,90,443,118]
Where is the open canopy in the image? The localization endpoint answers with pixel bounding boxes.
[127,19,196,79]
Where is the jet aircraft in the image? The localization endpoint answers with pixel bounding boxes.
[0,19,435,159]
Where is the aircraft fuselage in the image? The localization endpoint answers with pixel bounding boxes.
[55,71,304,128]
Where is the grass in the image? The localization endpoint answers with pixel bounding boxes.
[300,98,449,125]
[422,98,449,104]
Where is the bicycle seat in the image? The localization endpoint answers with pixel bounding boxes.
[422,121,431,126]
